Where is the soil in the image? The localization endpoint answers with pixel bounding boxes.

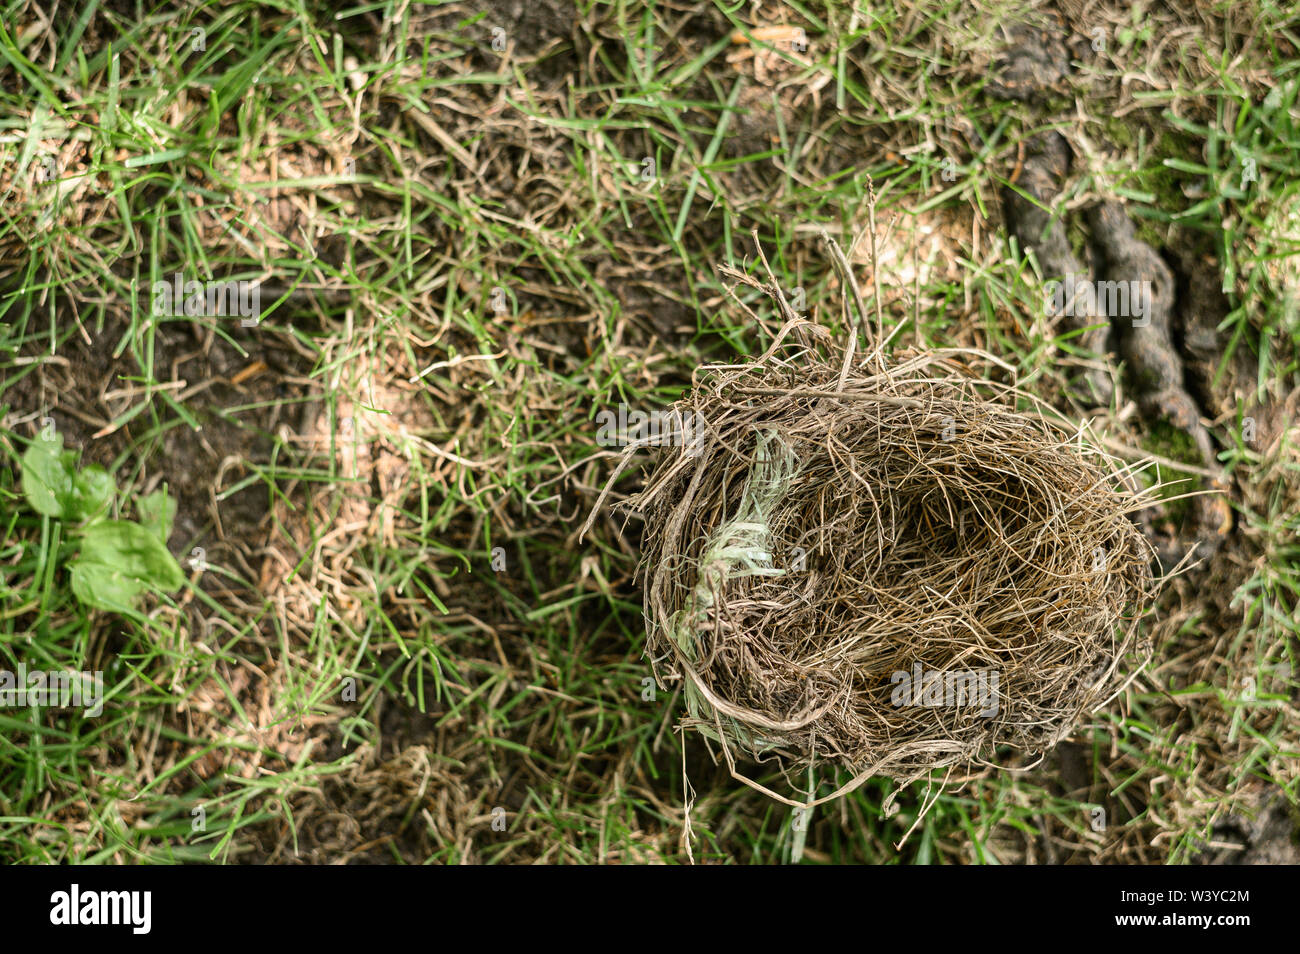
[985,21,1072,103]
[1194,790,1300,865]
[1000,130,1112,404]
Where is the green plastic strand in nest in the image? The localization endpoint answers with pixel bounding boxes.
[669,428,801,753]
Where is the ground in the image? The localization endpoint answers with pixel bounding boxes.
[0,0,1296,864]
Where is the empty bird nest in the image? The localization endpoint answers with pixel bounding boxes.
[585,239,1163,809]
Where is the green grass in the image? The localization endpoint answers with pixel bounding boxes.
[0,0,1297,864]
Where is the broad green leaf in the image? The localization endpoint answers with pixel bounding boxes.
[136,488,176,543]
[70,562,142,615]
[20,434,77,517]
[69,520,185,613]
[71,464,115,522]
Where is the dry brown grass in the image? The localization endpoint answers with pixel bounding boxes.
[594,248,1161,811]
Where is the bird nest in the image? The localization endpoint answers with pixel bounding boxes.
[593,252,1160,807]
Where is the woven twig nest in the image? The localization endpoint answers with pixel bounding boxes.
[593,252,1160,806]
